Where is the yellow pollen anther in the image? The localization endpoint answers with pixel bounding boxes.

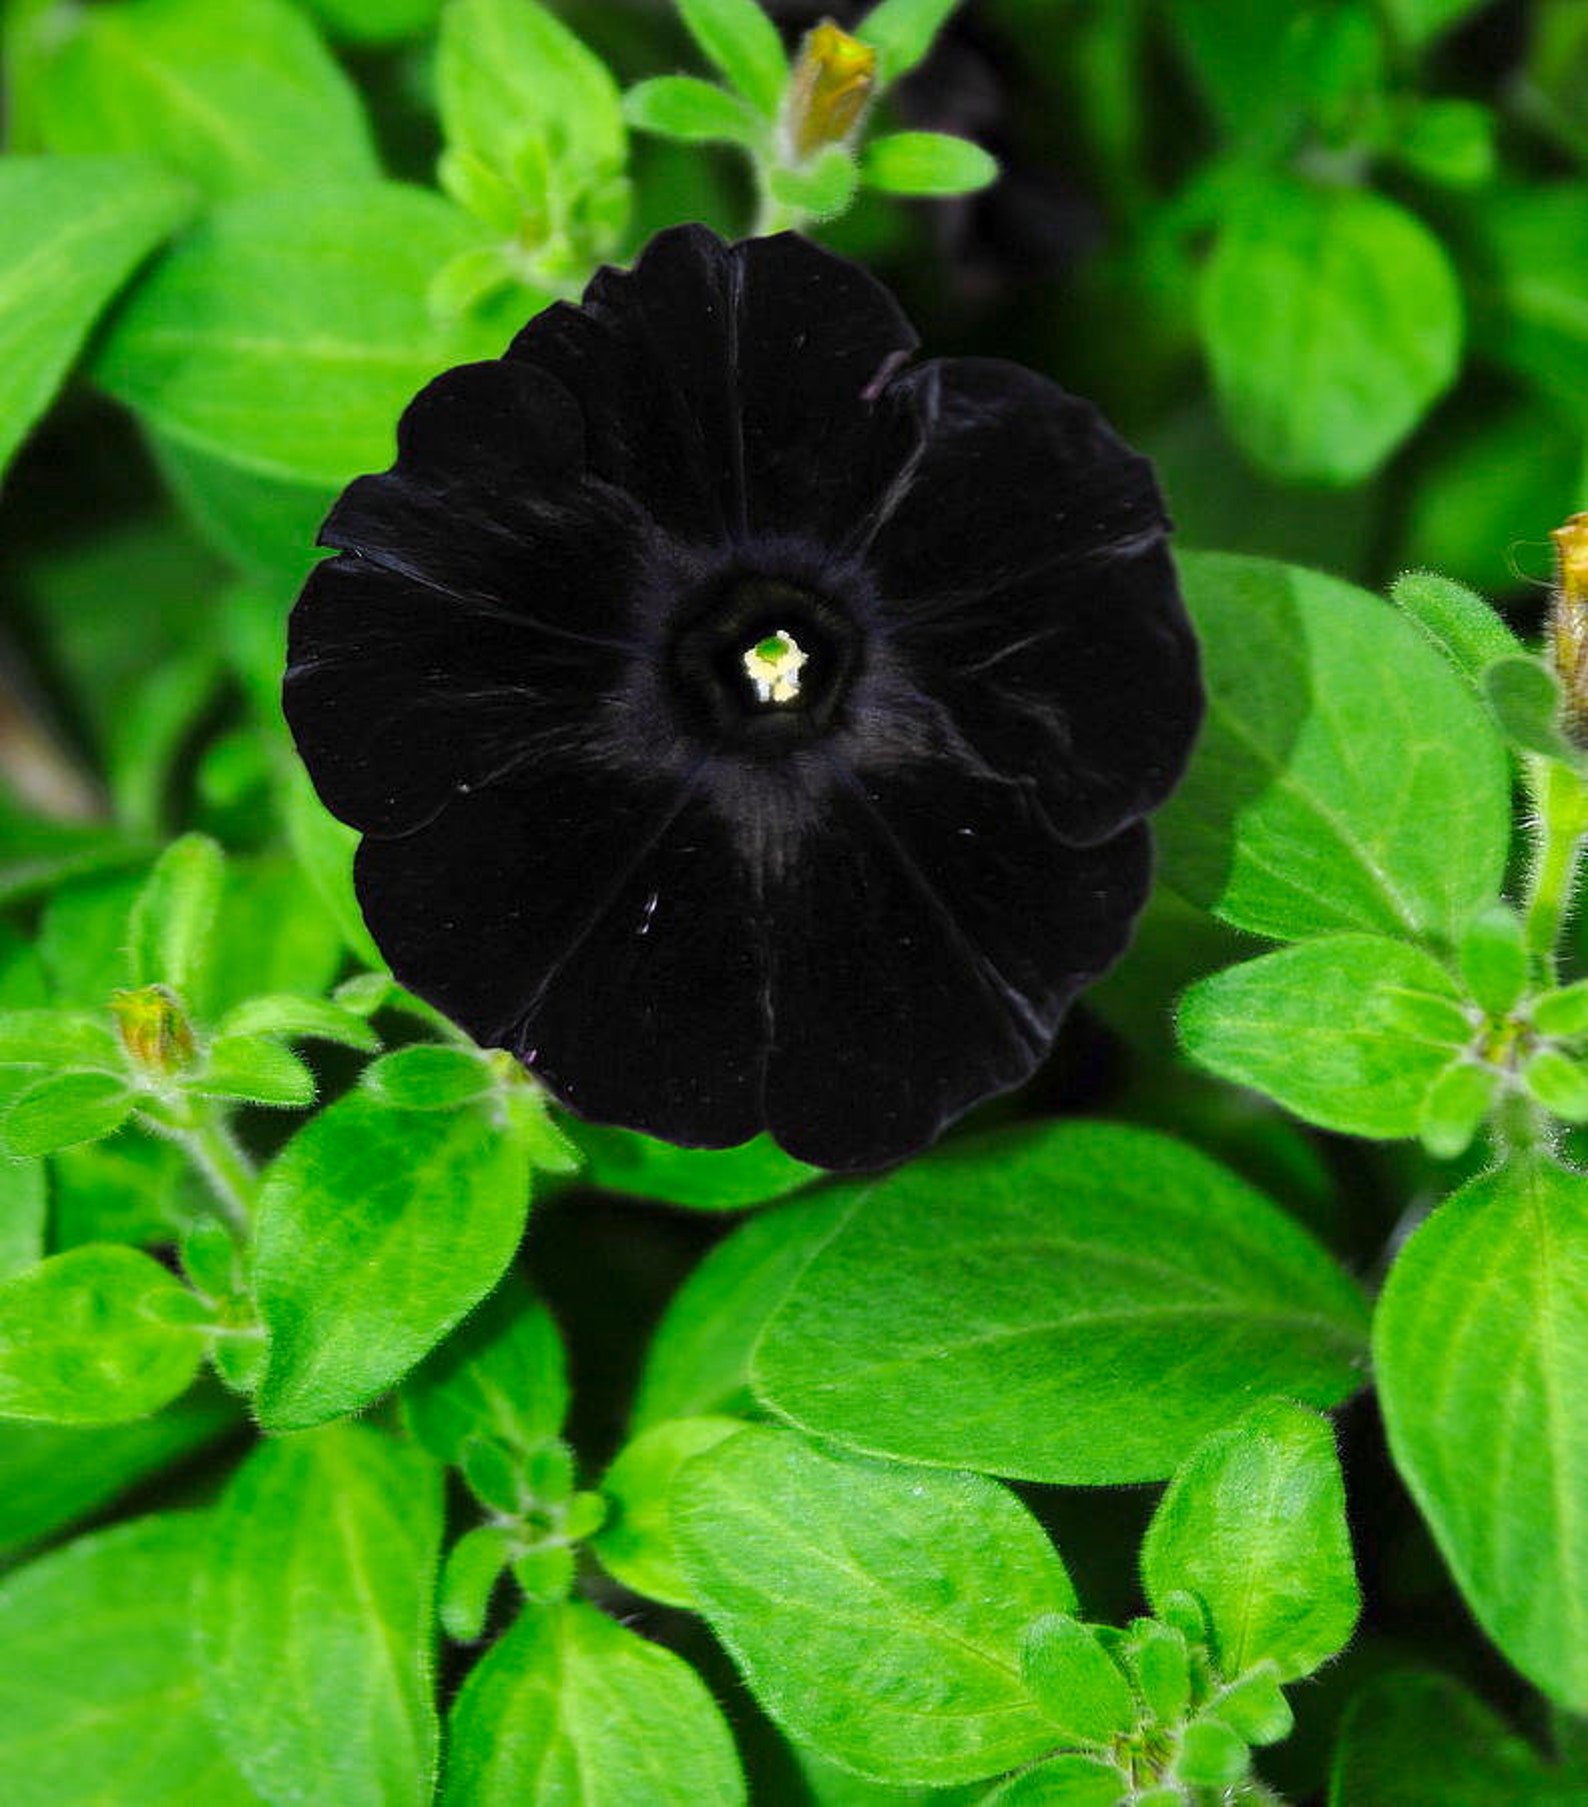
[743,629,807,705]
[1550,512,1588,744]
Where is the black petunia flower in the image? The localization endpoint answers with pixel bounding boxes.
[284,226,1200,1170]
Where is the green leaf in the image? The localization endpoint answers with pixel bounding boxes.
[856,0,961,85]
[35,0,378,198]
[196,1422,444,1806]
[1179,935,1466,1138]
[279,762,386,968]
[95,183,510,488]
[624,75,761,145]
[0,1243,208,1425]
[1467,183,1588,406]
[978,1756,1124,1806]
[1142,1399,1360,1683]
[1376,1157,1588,1711]
[362,1044,496,1111]
[2,1071,135,1158]
[303,0,440,43]
[1176,1718,1249,1787]
[0,1009,121,1070]
[438,1525,514,1643]
[0,155,190,489]
[1389,570,1523,686]
[753,1124,1369,1484]
[1021,1614,1139,1747]
[127,831,224,996]
[402,1269,569,1465]
[0,1153,44,1280]
[1212,1663,1293,1745]
[0,1513,258,1805]
[1200,180,1462,482]
[195,1034,317,1107]
[676,1426,1076,1783]
[1379,0,1489,48]
[593,1415,743,1607]
[769,144,861,219]
[203,850,349,1018]
[1460,904,1529,1016]
[632,1189,853,1431]
[1526,1049,1588,1120]
[576,1121,818,1211]
[1329,1669,1571,1803]
[252,1088,533,1429]
[153,429,336,578]
[1393,97,1496,188]
[1127,1622,1192,1726]
[1534,980,1588,1039]
[1155,553,1512,945]
[443,1600,745,1804]
[676,0,789,115]
[1418,1059,1498,1160]
[1482,654,1582,763]
[862,131,997,196]
[215,992,380,1052]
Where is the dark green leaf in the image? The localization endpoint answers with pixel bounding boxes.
[1179,935,1465,1138]
[252,1089,533,1429]
[36,0,378,198]
[153,429,336,578]
[2,1070,135,1158]
[1201,180,1462,482]
[1393,97,1496,187]
[0,155,190,488]
[0,1243,209,1424]
[442,1601,745,1805]
[1020,1614,1138,1747]
[303,0,439,43]
[1377,1158,1588,1711]
[576,1121,818,1211]
[96,183,509,488]
[753,1124,1369,1483]
[196,1422,444,1806]
[401,1268,569,1466]
[1380,0,1492,49]
[674,1425,1078,1784]
[593,1415,743,1607]
[624,75,761,145]
[0,1513,258,1804]
[1468,183,1588,405]
[676,0,789,115]
[862,131,997,195]
[1156,554,1511,945]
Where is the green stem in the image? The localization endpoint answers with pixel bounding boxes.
[1523,758,1588,983]
[179,1114,255,1237]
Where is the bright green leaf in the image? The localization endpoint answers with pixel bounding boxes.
[1377,1157,1588,1711]
[862,131,997,195]
[1176,1718,1250,1787]
[576,1121,818,1212]
[1179,935,1466,1138]
[0,1154,45,1280]
[0,155,190,489]
[195,1422,444,1806]
[1141,1399,1360,1683]
[1213,1664,1293,1746]
[1156,554,1512,945]
[1483,654,1582,763]
[442,1600,745,1805]
[0,1009,121,1071]
[1200,180,1462,482]
[153,430,336,579]
[1020,1614,1139,1747]
[303,0,440,43]
[768,144,860,218]
[624,75,762,145]
[215,993,379,1052]
[1389,570,1523,687]
[676,0,789,115]
[127,831,224,997]
[35,0,378,197]
[857,0,961,85]
[362,1044,495,1111]
[753,1124,1369,1484]
[2,1070,135,1158]
[438,1524,514,1644]
[674,1424,1078,1784]
[1393,97,1496,187]
[253,1089,533,1429]
[195,1035,316,1107]
[0,1243,208,1425]
[1418,1059,1498,1160]
[1460,903,1530,1017]
[979,1756,1124,1806]
[593,1415,743,1607]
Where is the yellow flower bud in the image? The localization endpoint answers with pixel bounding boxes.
[784,21,877,163]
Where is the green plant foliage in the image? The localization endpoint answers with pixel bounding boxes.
[195,1423,444,1806]
[251,1085,536,1429]
[0,1513,257,1804]
[34,0,378,198]
[592,1414,742,1606]
[442,1600,746,1805]
[573,1120,818,1210]
[1376,1158,1588,1712]
[753,1123,1368,1483]
[675,0,788,116]
[674,1425,1078,1783]
[1156,553,1512,944]
[0,155,190,488]
[861,131,998,196]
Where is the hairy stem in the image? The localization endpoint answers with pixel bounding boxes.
[1523,758,1588,983]
[179,1114,256,1237]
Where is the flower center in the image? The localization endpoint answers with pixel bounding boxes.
[667,572,860,754]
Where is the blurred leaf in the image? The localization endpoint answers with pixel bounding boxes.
[1156,553,1512,946]
[0,1513,259,1804]
[676,0,788,115]
[1330,1669,1577,1803]
[279,761,386,968]
[624,75,762,145]
[575,1120,818,1211]
[0,1153,45,1278]
[95,183,509,488]
[753,1123,1369,1484]
[301,0,440,43]
[1392,98,1496,188]
[442,1600,745,1805]
[1468,183,1588,406]
[769,144,860,219]
[1142,1399,1359,1682]
[216,992,378,1052]
[630,1188,855,1431]
[252,1088,533,1429]
[152,428,335,578]
[199,851,349,1018]
[0,1243,208,1424]
[127,831,224,997]
[1179,935,1466,1138]
[1379,0,1491,48]
[196,1422,443,1806]
[36,0,378,198]
[592,1415,743,1606]
[437,1524,514,1643]
[51,1129,201,1248]
[858,0,961,85]
[0,1008,121,1069]
[401,1267,569,1465]
[37,868,144,1008]
[676,1425,1076,1784]
[2,1070,135,1157]
[862,131,997,196]
[0,154,190,489]
[1376,1157,1588,1711]
[1200,179,1462,483]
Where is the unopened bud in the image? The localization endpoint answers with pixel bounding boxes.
[1549,512,1588,744]
[111,985,195,1075]
[784,21,876,163]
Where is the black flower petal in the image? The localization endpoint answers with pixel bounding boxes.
[284,225,1201,1170]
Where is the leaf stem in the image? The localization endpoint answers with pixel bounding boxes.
[1522,758,1588,983]
[179,1114,256,1237]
